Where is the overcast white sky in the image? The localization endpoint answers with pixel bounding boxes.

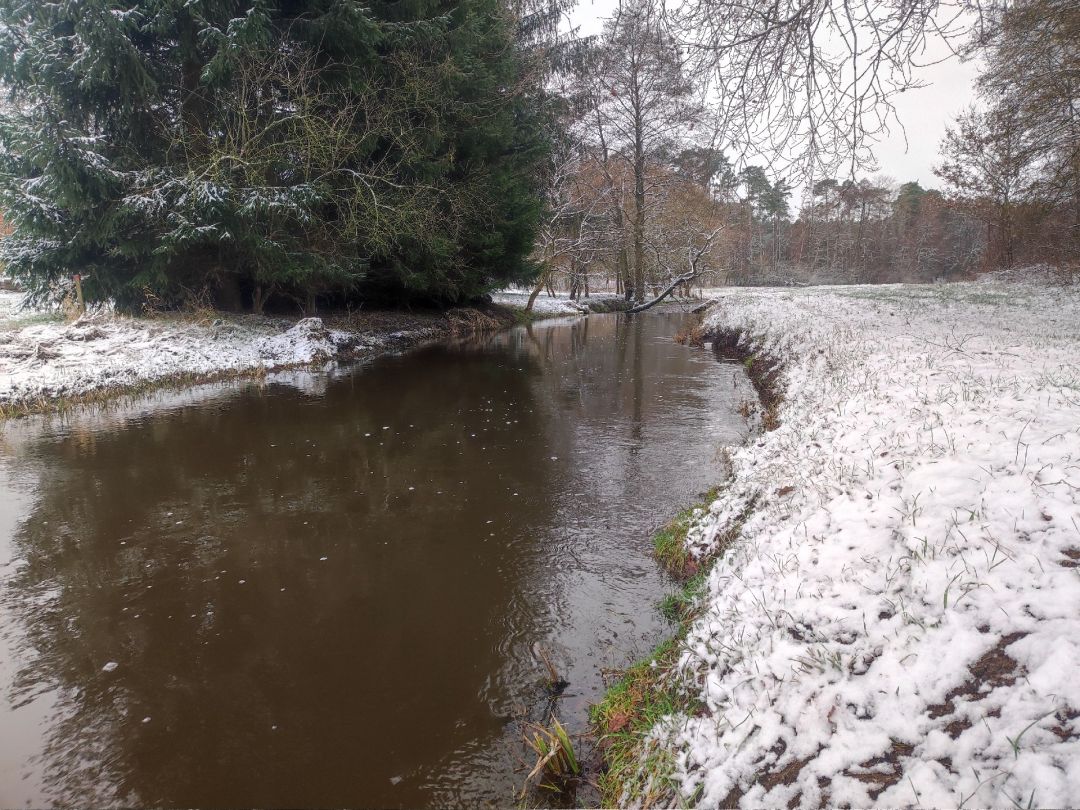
[569,2,981,191]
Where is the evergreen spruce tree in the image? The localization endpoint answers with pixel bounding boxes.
[0,0,548,310]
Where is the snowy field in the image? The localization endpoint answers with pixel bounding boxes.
[0,291,432,410]
[0,290,46,328]
[656,279,1080,808]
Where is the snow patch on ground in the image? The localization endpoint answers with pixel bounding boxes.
[660,282,1080,808]
[0,291,25,324]
[978,263,1080,287]
[490,288,590,315]
[0,309,358,406]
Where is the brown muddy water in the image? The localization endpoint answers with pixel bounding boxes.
[0,312,750,808]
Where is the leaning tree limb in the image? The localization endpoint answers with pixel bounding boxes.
[626,269,702,313]
[627,223,725,314]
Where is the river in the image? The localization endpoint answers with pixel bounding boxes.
[0,311,750,807]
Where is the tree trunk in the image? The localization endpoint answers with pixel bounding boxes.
[177,11,208,144]
[525,270,548,312]
[614,204,632,301]
[633,153,646,303]
[214,272,244,312]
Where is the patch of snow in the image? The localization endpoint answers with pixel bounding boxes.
[978,264,1080,287]
[0,312,356,408]
[655,281,1080,808]
[0,291,26,326]
[490,288,589,315]
[256,317,344,365]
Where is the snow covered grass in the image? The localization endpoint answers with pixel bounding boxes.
[0,290,24,324]
[615,281,1080,808]
[0,303,450,416]
[490,288,591,316]
[490,287,634,316]
[0,290,61,331]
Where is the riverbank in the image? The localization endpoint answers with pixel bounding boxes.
[0,292,515,417]
[597,279,1080,808]
[490,288,633,316]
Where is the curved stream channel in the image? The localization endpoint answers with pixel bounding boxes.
[0,311,750,807]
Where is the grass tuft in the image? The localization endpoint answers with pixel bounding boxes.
[523,714,581,797]
[673,324,706,346]
[658,568,710,623]
[652,488,718,578]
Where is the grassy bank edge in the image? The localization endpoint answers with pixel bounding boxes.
[589,321,785,808]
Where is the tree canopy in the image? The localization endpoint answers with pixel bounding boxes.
[0,0,550,310]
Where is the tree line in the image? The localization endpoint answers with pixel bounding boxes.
[527,0,1078,304]
[0,0,1075,312]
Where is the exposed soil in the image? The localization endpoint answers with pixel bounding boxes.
[697,327,784,431]
[928,632,1026,721]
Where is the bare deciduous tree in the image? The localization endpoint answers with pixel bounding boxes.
[935,105,1036,268]
[672,0,987,178]
[526,143,609,311]
[589,0,704,303]
[976,0,1080,259]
